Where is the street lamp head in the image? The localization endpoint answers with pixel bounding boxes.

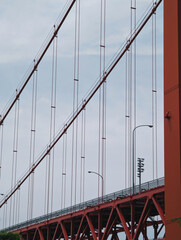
[88,171,103,202]
[132,124,153,195]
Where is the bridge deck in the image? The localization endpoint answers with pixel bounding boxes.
[1,178,165,239]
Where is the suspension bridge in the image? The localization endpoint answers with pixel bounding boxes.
[0,0,180,239]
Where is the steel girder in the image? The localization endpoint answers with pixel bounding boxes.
[18,186,165,240]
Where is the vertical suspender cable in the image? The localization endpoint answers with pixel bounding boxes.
[30,69,36,220]
[126,44,130,189]
[3,202,7,228]
[31,65,38,219]
[0,123,4,179]
[80,109,83,202]
[27,61,38,221]
[64,129,67,208]
[10,161,14,225]
[48,36,55,216]
[71,0,80,206]
[13,94,20,226]
[5,202,7,228]
[71,104,75,207]
[98,79,101,199]
[15,97,20,225]
[61,126,67,209]
[15,185,20,224]
[61,134,65,209]
[3,203,5,228]
[152,0,155,180]
[152,0,157,180]
[133,0,137,186]
[47,145,51,216]
[71,2,77,207]
[99,0,106,199]
[51,28,58,213]
[125,51,128,188]
[130,0,136,188]
[82,105,86,202]
[80,101,86,202]
[3,201,7,228]
[46,26,58,216]
[71,101,75,207]
[155,5,158,179]
[44,147,49,214]
[74,0,80,205]
[47,26,58,215]
[9,91,20,226]
[98,0,103,200]
[128,0,133,188]
[102,0,107,196]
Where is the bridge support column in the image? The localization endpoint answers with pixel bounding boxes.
[153,223,158,239]
[98,212,102,239]
[71,220,75,240]
[164,0,181,239]
[131,201,135,238]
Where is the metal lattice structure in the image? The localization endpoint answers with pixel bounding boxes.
[16,184,165,240]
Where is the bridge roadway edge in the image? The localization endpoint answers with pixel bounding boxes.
[12,185,165,240]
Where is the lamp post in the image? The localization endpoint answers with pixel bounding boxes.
[132,125,153,195]
[137,158,145,193]
[88,171,104,203]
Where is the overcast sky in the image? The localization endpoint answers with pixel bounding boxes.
[0,0,164,229]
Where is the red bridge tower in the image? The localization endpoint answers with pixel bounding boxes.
[164,0,181,238]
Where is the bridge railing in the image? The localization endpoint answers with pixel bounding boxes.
[1,177,164,232]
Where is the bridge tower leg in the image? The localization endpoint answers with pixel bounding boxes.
[164,0,181,239]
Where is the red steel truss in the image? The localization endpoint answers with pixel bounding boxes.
[17,186,165,240]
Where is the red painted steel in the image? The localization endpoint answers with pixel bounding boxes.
[16,186,165,240]
[164,0,181,239]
